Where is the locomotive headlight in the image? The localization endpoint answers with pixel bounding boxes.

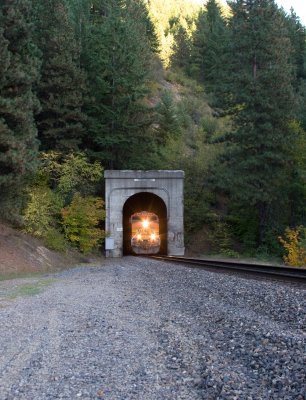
[137,234,142,240]
[142,219,149,228]
[150,233,156,241]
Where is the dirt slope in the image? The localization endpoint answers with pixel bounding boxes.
[0,223,83,276]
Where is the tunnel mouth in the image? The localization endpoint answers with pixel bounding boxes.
[123,192,167,255]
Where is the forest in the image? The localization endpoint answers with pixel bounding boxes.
[0,0,305,265]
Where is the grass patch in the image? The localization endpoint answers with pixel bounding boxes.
[8,278,56,299]
[0,271,47,282]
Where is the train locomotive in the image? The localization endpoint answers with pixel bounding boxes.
[130,211,161,254]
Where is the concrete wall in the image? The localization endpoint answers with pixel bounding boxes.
[105,170,184,257]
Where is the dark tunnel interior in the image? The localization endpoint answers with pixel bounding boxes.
[123,192,167,255]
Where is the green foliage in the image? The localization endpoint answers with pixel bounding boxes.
[0,0,40,220]
[1,0,305,261]
[165,69,204,95]
[228,207,259,254]
[23,185,61,237]
[155,90,181,144]
[206,215,238,256]
[39,152,103,202]
[201,116,220,142]
[23,152,104,253]
[33,0,87,152]
[82,0,156,169]
[148,0,199,66]
[152,75,224,237]
[61,193,106,253]
[190,0,227,100]
[131,0,160,54]
[170,25,191,71]
[44,228,68,252]
[8,279,55,298]
[285,10,306,84]
[285,121,306,227]
[214,0,296,246]
[279,226,306,267]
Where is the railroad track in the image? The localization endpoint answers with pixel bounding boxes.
[148,255,306,283]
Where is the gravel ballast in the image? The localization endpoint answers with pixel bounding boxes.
[0,257,305,400]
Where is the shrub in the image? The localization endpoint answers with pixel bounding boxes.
[207,217,236,256]
[61,193,106,254]
[23,186,62,237]
[40,152,103,202]
[44,228,68,252]
[279,226,306,267]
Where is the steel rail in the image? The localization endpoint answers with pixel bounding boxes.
[148,255,306,283]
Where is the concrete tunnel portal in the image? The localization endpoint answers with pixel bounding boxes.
[104,170,185,257]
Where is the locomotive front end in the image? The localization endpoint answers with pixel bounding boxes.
[131,211,161,254]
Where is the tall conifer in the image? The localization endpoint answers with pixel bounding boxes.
[170,25,191,71]
[83,0,155,169]
[0,1,40,218]
[190,0,227,96]
[215,0,296,246]
[285,10,306,129]
[34,0,87,152]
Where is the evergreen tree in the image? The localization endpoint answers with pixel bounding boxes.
[190,9,206,79]
[83,0,155,169]
[283,11,306,228]
[190,0,227,95]
[146,0,200,66]
[155,90,181,145]
[215,0,296,247]
[34,0,87,152]
[170,25,191,71]
[132,0,159,54]
[285,10,306,83]
[0,1,40,219]
[285,10,306,129]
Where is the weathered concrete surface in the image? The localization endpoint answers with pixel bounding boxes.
[104,170,184,257]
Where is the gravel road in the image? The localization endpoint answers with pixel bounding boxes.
[0,257,305,400]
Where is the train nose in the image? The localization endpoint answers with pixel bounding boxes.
[130,211,161,255]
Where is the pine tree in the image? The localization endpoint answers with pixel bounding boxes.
[285,10,306,83]
[0,1,40,219]
[285,10,306,129]
[190,0,227,95]
[83,0,155,169]
[155,90,181,145]
[34,0,87,152]
[215,0,296,247]
[283,11,306,228]
[132,0,159,54]
[170,25,191,71]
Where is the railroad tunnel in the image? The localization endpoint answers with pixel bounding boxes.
[123,192,167,255]
[104,170,184,257]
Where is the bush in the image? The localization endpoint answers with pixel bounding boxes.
[207,217,238,257]
[279,226,306,267]
[40,152,103,202]
[23,186,62,237]
[61,193,106,254]
[44,228,68,252]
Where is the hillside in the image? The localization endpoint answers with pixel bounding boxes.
[0,0,305,264]
[0,223,86,277]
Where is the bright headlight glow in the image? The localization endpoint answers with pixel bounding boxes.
[150,233,156,241]
[137,234,142,240]
[142,219,149,228]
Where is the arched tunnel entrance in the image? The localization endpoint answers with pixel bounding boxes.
[123,192,167,255]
